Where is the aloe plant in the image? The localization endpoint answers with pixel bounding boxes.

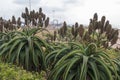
[0,31,17,45]
[47,43,118,80]
[45,43,71,69]
[114,57,120,79]
[0,28,49,72]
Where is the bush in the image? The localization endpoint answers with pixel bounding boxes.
[47,43,119,80]
[0,28,50,72]
[0,62,46,80]
[105,48,120,59]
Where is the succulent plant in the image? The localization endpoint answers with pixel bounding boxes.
[47,43,118,80]
[0,28,50,72]
[86,13,119,48]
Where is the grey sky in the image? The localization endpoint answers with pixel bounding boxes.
[14,0,40,5]
[0,0,120,28]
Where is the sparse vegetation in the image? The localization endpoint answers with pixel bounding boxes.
[0,7,119,80]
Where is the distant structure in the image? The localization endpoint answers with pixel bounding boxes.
[52,10,59,28]
[29,0,31,11]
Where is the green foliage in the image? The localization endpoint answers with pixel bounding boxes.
[55,13,119,49]
[86,13,119,48]
[113,57,120,80]
[0,31,17,45]
[47,43,118,80]
[0,62,46,80]
[0,7,119,80]
[105,48,120,59]
[45,42,71,69]
[0,28,49,72]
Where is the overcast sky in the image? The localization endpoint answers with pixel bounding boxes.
[0,0,120,28]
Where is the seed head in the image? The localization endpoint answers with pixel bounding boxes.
[53,31,57,41]
[39,8,42,13]
[63,21,67,35]
[78,24,84,37]
[93,13,98,21]
[42,14,46,21]
[45,17,49,28]
[106,24,112,34]
[22,13,26,18]
[75,22,78,29]
[12,16,16,24]
[25,7,29,16]
[104,20,109,31]
[88,23,93,35]
[71,25,75,36]
[17,17,21,26]
[101,16,106,25]
[111,35,118,46]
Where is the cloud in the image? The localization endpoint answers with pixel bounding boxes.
[13,0,40,5]
[43,6,65,13]
[63,0,85,6]
[0,0,119,29]
[64,0,78,4]
[115,1,120,4]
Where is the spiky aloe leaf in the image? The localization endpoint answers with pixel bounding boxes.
[47,43,118,80]
[0,28,50,72]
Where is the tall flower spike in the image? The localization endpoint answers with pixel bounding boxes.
[79,24,84,38]
[39,8,42,13]
[12,16,16,24]
[104,20,109,31]
[106,24,112,34]
[53,31,57,41]
[25,19,28,25]
[63,21,67,35]
[30,11,33,19]
[94,21,98,30]
[38,16,43,27]
[83,32,90,41]
[111,35,118,46]
[45,17,49,28]
[35,12,39,20]
[93,13,98,21]
[88,23,93,35]
[101,16,106,25]
[32,19,37,26]
[42,14,46,21]
[17,17,21,26]
[100,16,106,33]
[22,13,26,18]
[74,28,78,38]
[75,22,78,29]
[0,17,3,21]
[25,7,29,16]
[71,25,75,36]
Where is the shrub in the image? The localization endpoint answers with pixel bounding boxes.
[47,43,118,80]
[45,42,71,69]
[0,31,17,45]
[0,28,49,72]
[0,61,46,80]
